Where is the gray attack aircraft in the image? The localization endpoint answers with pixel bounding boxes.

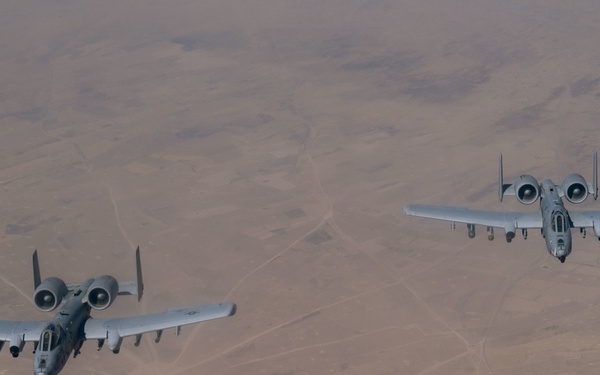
[0,248,236,375]
[404,150,600,263]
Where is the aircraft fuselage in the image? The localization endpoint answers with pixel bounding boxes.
[33,279,93,375]
[539,179,572,262]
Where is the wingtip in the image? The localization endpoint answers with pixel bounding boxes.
[229,303,237,316]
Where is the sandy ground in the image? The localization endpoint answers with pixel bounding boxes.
[1,1,600,374]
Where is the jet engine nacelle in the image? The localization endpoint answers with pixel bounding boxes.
[562,173,589,204]
[85,275,119,310]
[514,175,540,205]
[33,277,68,312]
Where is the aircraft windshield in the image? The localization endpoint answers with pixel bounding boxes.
[552,212,566,233]
[39,324,61,352]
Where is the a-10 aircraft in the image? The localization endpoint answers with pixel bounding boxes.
[404,150,600,263]
[0,248,236,375]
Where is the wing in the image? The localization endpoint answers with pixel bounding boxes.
[568,210,600,236]
[84,302,235,347]
[404,204,543,230]
[0,320,47,345]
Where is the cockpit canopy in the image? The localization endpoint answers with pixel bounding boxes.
[39,323,61,352]
[551,211,567,233]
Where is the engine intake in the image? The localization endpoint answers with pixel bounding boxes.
[514,175,540,205]
[562,174,589,204]
[85,275,119,310]
[34,277,68,312]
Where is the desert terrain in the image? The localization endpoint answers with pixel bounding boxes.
[1,1,600,374]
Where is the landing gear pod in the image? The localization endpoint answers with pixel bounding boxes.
[9,334,24,358]
[505,232,515,242]
[107,330,122,354]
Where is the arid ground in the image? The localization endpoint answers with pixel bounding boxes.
[2,1,600,374]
